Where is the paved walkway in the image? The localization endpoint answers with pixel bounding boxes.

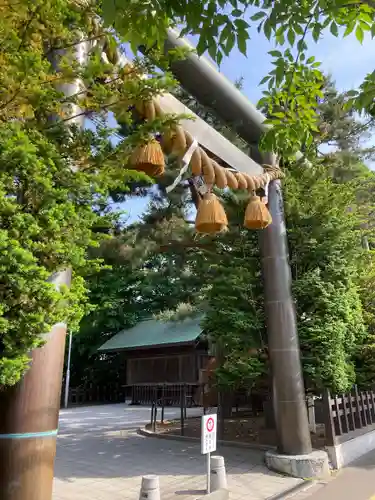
[291,449,375,500]
[53,404,302,500]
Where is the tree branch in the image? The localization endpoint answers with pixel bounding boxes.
[44,34,106,58]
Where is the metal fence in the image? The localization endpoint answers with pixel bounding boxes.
[129,383,200,407]
[64,382,126,406]
[64,382,201,407]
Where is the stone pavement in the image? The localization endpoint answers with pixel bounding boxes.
[53,404,302,500]
[290,449,375,500]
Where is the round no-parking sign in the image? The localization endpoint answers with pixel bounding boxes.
[206,417,214,433]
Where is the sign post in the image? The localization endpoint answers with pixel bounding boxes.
[201,413,217,494]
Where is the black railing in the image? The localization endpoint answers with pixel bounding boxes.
[63,382,126,406]
[128,383,200,407]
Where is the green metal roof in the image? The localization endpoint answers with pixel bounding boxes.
[98,315,203,352]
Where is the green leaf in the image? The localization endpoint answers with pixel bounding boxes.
[102,0,117,25]
[276,32,285,45]
[306,56,315,64]
[232,8,242,17]
[259,75,271,85]
[344,22,355,37]
[294,24,304,35]
[275,65,284,86]
[207,38,217,61]
[297,39,307,52]
[251,11,267,21]
[234,19,249,31]
[237,32,247,56]
[196,37,207,56]
[330,22,338,37]
[371,24,375,38]
[360,21,371,31]
[217,50,223,66]
[285,49,294,61]
[312,26,320,42]
[264,18,272,40]
[224,31,236,55]
[287,29,296,46]
[356,25,364,44]
[269,50,282,57]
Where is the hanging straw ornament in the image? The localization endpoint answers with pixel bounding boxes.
[130,138,165,177]
[185,131,202,176]
[244,193,272,230]
[234,171,247,190]
[201,150,215,185]
[213,162,228,189]
[226,169,238,189]
[161,125,187,157]
[195,191,228,234]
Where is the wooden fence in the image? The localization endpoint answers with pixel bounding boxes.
[323,385,375,445]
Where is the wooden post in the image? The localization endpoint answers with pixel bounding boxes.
[322,389,336,447]
[0,321,68,500]
[333,396,343,435]
[348,391,356,431]
[307,396,317,434]
[353,385,364,428]
[341,394,350,433]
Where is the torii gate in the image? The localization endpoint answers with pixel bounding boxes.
[0,27,325,500]
[163,29,312,458]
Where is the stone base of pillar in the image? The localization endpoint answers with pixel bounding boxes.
[265,449,330,479]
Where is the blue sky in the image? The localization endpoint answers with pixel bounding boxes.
[122,29,374,224]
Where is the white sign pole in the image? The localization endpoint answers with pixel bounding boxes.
[207,451,211,494]
[201,413,217,495]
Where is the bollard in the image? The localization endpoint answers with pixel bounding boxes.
[210,456,227,492]
[139,475,161,500]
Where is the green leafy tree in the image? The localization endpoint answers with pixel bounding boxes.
[284,160,367,392]
[0,0,185,386]
[101,0,375,157]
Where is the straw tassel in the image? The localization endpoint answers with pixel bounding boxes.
[130,138,165,177]
[244,194,272,230]
[195,192,228,234]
